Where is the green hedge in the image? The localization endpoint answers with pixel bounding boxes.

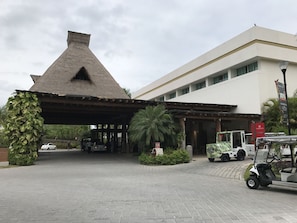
[138,149,190,165]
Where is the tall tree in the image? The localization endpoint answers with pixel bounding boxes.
[0,106,9,147]
[0,105,6,126]
[128,105,177,151]
[43,124,90,140]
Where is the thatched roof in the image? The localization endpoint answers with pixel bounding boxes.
[30,75,41,83]
[29,31,129,99]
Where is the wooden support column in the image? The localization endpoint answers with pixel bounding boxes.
[179,118,186,149]
[122,123,127,153]
[216,118,222,132]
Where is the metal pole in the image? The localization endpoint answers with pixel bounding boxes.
[281,69,291,135]
[281,67,294,167]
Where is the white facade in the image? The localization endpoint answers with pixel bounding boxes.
[132,26,297,114]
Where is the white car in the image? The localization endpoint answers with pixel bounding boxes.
[41,143,57,150]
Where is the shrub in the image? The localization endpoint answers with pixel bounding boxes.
[138,149,190,165]
[243,163,253,181]
[8,150,36,166]
[138,153,155,165]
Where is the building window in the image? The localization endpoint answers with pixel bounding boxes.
[213,73,228,84]
[236,61,258,76]
[193,81,206,91]
[158,96,164,101]
[181,87,189,95]
[168,92,176,99]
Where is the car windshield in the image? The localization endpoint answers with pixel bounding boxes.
[217,133,231,143]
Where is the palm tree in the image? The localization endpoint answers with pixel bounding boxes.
[262,97,297,133]
[128,105,177,152]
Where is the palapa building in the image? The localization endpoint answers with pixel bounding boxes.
[26,31,260,154]
[30,31,129,100]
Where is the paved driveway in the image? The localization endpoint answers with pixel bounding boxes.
[1,150,297,223]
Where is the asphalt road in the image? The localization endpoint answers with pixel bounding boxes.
[0,150,297,223]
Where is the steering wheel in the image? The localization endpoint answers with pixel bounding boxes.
[269,154,281,163]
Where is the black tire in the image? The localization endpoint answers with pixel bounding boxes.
[236,150,245,161]
[208,158,215,162]
[246,176,260,189]
[221,154,230,162]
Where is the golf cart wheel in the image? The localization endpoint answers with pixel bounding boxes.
[236,150,245,161]
[221,154,230,162]
[208,158,215,162]
[246,176,260,189]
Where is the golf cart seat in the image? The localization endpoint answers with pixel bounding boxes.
[280,167,297,182]
[281,168,295,173]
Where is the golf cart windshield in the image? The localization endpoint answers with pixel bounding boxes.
[254,144,270,164]
[255,135,297,164]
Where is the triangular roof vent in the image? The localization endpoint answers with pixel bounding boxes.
[72,67,91,82]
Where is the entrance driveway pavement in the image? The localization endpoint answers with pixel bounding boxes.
[1,150,297,223]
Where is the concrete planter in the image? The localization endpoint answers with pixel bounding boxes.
[0,148,9,166]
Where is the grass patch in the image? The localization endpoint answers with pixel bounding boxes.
[243,163,253,181]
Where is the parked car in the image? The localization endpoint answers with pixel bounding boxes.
[91,143,107,152]
[41,143,57,150]
[81,138,107,152]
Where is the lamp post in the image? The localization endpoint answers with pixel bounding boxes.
[279,61,291,135]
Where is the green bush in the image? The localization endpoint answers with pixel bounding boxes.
[138,149,190,165]
[8,149,36,166]
[243,163,253,181]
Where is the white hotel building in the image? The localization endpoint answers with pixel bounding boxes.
[132,26,297,154]
[133,26,297,114]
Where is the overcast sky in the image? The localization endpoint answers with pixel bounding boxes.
[1,0,297,106]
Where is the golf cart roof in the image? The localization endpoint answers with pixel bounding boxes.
[256,135,297,146]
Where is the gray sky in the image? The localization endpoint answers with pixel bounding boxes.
[1,0,297,106]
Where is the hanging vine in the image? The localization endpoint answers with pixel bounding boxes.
[4,92,44,165]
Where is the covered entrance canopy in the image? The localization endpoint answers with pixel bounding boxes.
[18,90,260,125]
[19,89,261,153]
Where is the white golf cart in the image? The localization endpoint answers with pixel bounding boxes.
[246,135,297,189]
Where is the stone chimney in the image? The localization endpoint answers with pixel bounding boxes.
[67,31,90,47]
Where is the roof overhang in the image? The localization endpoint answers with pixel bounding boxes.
[18,90,261,125]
